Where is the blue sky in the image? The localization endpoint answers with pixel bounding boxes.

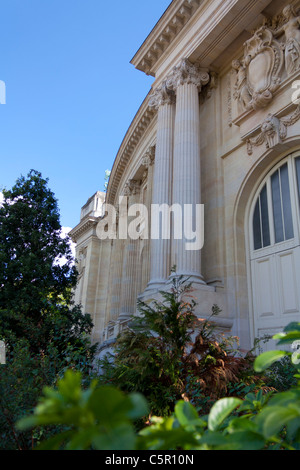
[0,0,171,229]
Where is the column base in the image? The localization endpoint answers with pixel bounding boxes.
[144,278,168,292]
[168,271,207,287]
[118,312,133,321]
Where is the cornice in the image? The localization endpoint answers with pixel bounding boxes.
[131,0,203,76]
[106,90,157,206]
[69,216,99,244]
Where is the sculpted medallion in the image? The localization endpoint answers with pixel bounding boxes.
[232,5,300,112]
[233,26,284,111]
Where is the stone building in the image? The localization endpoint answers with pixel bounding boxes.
[70,0,300,354]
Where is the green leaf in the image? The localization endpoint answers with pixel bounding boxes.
[35,430,74,450]
[175,401,201,427]
[227,416,257,433]
[274,331,300,345]
[254,350,287,372]
[283,322,300,333]
[208,397,243,431]
[218,431,265,450]
[127,393,149,420]
[92,424,136,450]
[88,386,131,423]
[258,406,299,439]
[200,431,230,447]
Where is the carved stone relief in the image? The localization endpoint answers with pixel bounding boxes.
[233,26,284,111]
[232,5,300,113]
[247,105,300,154]
[274,5,300,76]
[141,146,155,169]
[149,81,175,109]
[122,179,141,196]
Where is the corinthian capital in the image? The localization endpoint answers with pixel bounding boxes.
[149,81,175,110]
[141,146,155,168]
[166,58,210,92]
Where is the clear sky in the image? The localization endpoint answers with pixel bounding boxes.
[0,0,171,230]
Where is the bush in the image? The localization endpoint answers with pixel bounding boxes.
[99,275,260,415]
[17,322,300,450]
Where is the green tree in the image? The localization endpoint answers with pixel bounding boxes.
[0,169,92,352]
[0,170,96,449]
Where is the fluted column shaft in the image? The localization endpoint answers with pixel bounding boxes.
[167,59,209,281]
[109,237,124,321]
[147,83,175,288]
[119,190,140,320]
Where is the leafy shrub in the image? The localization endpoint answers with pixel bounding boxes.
[140,322,300,450]
[0,335,96,450]
[99,276,259,414]
[17,322,300,450]
[17,369,148,450]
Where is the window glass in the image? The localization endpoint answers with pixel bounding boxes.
[280,163,294,240]
[260,184,270,247]
[295,157,300,209]
[253,198,262,250]
[271,170,284,243]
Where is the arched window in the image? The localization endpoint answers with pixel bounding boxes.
[249,153,300,350]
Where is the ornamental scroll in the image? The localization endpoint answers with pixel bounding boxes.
[232,5,300,112]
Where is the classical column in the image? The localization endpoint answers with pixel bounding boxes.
[108,232,124,322]
[139,147,155,292]
[118,180,141,320]
[146,82,175,289]
[166,58,209,282]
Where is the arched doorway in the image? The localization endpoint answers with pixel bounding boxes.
[249,152,300,350]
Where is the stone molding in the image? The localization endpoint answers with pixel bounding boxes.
[246,105,300,155]
[69,217,99,244]
[106,91,156,206]
[131,0,202,76]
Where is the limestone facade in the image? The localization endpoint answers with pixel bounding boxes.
[70,0,300,354]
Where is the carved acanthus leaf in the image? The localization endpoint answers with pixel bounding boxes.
[149,81,175,109]
[141,146,155,168]
[166,58,210,92]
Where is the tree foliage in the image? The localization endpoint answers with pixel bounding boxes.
[0,169,92,352]
[0,170,96,449]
